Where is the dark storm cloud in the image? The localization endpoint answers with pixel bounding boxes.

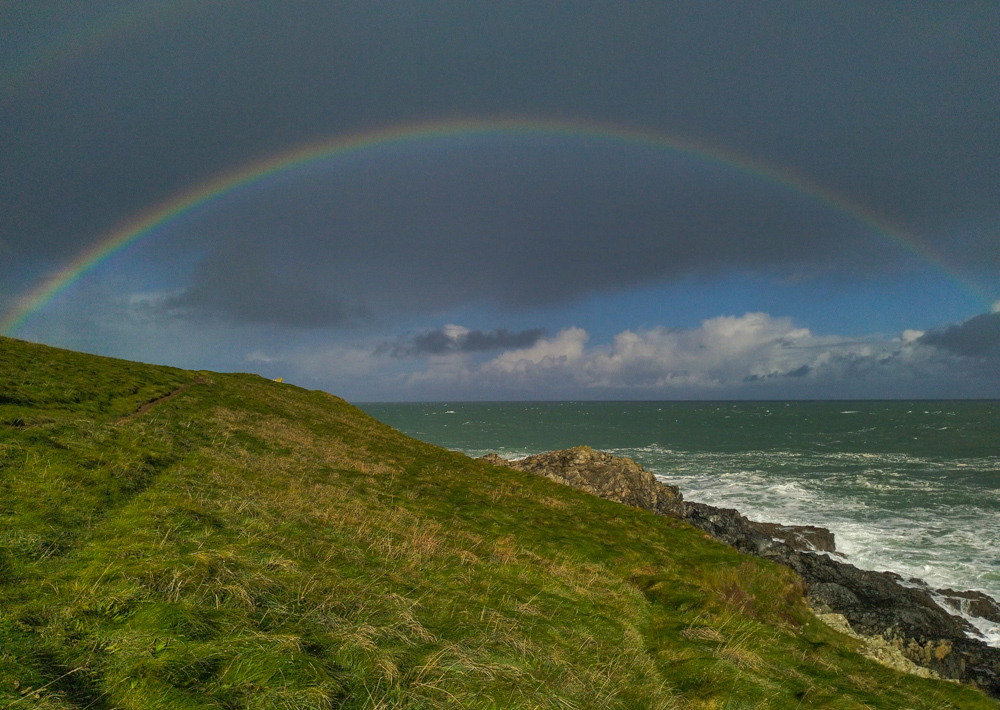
[145,138,899,326]
[743,365,813,382]
[166,257,357,327]
[920,312,1000,358]
[380,327,547,358]
[3,2,999,318]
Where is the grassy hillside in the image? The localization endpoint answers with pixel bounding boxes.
[1,336,996,709]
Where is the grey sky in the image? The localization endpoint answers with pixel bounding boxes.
[4,2,998,264]
[3,2,998,399]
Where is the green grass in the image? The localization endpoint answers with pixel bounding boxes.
[1,335,996,709]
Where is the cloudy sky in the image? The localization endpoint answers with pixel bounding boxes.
[3,2,999,400]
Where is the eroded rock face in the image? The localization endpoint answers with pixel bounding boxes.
[814,611,941,679]
[480,447,1000,697]
[484,447,684,517]
[937,588,1000,624]
[749,521,836,553]
[490,447,833,555]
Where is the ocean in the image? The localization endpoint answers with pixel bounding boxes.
[358,400,1000,645]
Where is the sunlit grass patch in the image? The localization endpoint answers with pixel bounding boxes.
[1,335,997,709]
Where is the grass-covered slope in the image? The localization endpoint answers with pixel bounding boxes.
[1,336,996,710]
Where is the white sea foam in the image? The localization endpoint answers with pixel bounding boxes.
[620,446,1000,647]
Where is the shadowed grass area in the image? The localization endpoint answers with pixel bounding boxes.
[1,336,997,709]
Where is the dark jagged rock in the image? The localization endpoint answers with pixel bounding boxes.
[937,588,1000,624]
[481,447,1000,697]
[749,521,837,553]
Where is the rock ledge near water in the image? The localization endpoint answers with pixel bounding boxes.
[481,446,1000,697]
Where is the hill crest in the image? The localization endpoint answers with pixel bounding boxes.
[1,335,997,708]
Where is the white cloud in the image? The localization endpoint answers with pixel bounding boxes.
[992,300,1000,314]
[440,323,470,340]
[568,313,841,389]
[240,311,992,400]
[426,312,953,396]
[484,327,588,374]
[580,314,805,388]
[26,278,993,399]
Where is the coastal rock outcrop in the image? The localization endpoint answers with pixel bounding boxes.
[481,446,1000,697]
[481,447,683,517]
[482,448,829,553]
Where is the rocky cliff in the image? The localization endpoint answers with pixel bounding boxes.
[482,446,1000,697]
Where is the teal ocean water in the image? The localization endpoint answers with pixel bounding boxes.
[359,401,1000,644]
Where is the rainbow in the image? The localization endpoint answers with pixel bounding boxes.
[0,118,979,335]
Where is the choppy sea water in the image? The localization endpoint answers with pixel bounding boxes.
[358,401,1000,645]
